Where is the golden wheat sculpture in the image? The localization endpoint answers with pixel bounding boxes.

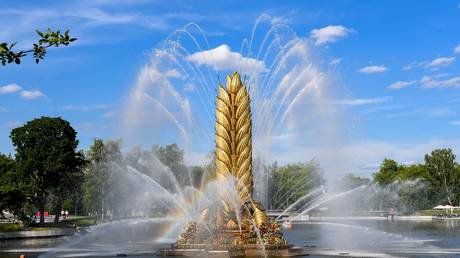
[215,72,267,229]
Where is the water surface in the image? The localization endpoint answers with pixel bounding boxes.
[1,218,459,257]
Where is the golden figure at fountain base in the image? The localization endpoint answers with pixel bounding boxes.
[158,72,303,257]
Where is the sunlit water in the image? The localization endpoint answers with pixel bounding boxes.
[1,219,460,257]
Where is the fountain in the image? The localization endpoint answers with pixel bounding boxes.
[158,72,305,257]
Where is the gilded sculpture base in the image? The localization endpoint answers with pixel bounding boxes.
[157,220,306,257]
[157,73,304,257]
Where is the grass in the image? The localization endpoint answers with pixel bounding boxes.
[0,223,22,232]
[65,216,100,227]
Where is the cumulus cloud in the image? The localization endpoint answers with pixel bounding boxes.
[0,83,46,100]
[426,57,455,68]
[335,97,389,106]
[19,90,46,100]
[187,44,267,73]
[0,84,22,94]
[310,25,352,46]
[358,65,388,73]
[454,44,460,54]
[420,75,460,89]
[388,80,416,90]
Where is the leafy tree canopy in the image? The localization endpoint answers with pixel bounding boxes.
[10,117,85,223]
[340,173,370,190]
[0,154,26,219]
[424,148,460,205]
[373,159,400,186]
[268,161,324,210]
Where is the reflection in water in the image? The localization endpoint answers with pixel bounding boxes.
[284,219,460,257]
[1,219,460,257]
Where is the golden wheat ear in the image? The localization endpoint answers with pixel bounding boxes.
[215,72,253,204]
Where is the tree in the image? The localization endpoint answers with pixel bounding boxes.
[50,150,85,222]
[83,139,122,220]
[373,159,400,186]
[340,173,370,190]
[1,29,76,66]
[154,144,189,189]
[396,164,428,181]
[0,154,26,221]
[268,161,324,210]
[191,166,205,189]
[10,117,85,224]
[424,148,460,205]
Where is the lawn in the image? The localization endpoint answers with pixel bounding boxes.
[0,223,22,232]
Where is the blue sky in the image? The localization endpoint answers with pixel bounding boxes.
[1,0,460,177]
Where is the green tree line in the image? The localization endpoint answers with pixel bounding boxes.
[336,148,460,214]
[3,117,456,223]
[371,149,460,210]
[0,116,326,223]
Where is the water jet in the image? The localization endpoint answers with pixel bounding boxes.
[158,72,306,257]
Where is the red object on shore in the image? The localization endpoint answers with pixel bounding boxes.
[44,211,48,217]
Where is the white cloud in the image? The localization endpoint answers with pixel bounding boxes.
[310,25,352,46]
[0,84,22,94]
[358,65,388,74]
[335,97,389,106]
[0,84,46,100]
[454,44,460,54]
[19,90,46,100]
[388,80,416,90]
[451,120,460,126]
[426,57,455,68]
[187,44,268,73]
[420,75,460,89]
[329,58,341,65]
